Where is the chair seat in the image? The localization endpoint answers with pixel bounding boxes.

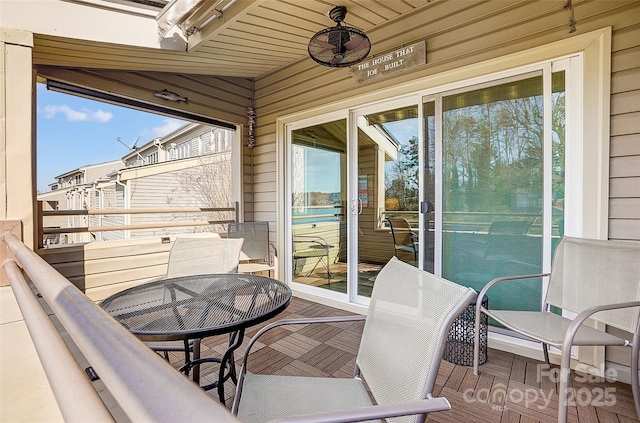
[238,262,274,273]
[237,373,377,423]
[489,310,629,347]
[396,245,418,254]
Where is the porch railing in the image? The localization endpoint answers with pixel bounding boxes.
[1,231,238,422]
[37,201,239,248]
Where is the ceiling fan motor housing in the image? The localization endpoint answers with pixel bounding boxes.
[308,6,371,68]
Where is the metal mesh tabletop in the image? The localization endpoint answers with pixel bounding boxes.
[100,274,292,342]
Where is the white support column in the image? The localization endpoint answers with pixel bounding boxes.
[0,28,35,249]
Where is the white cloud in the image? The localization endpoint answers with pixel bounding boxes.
[41,105,113,122]
[153,118,184,137]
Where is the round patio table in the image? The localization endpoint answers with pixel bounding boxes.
[100,273,291,403]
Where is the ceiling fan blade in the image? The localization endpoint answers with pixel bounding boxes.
[312,38,338,51]
[344,34,370,52]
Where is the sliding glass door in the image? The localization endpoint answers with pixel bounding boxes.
[287,61,568,317]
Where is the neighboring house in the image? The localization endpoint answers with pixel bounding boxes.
[38,160,124,245]
[117,122,235,239]
[37,123,235,244]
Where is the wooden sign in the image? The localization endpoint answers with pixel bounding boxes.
[350,41,426,83]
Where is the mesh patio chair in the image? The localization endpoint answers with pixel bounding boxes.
[387,217,419,264]
[145,236,244,382]
[473,236,640,423]
[228,222,278,278]
[292,234,333,278]
[232,256,477,423]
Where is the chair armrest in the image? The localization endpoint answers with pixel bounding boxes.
[562,300,640,352]
[557,300,640,415]
[270,397,450,423]
[477,273,549,313]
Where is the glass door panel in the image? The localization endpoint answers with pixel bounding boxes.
[291,120,347,293]
[355,105,419,298]
[438,72,565,313]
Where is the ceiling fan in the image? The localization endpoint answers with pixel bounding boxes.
[308,6,371,68]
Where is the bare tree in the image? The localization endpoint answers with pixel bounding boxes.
[170,153,233,233]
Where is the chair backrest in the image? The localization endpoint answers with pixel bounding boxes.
[356,257,476,422]
[546,236,640,333]
[228,222,270,265]
[386,218,417,251]
[166,236,244,278]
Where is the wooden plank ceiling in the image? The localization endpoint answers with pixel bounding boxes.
[32,0,432,79]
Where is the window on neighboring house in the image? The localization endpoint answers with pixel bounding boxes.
[176,142,191,159]
[146,152,158,164]
[197,135,204,156]
[169,143,177,160]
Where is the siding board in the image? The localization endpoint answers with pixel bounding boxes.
[609,198,640,219]
[610,134,640,157]
[611,156,640,178]
[610,178,640,198]
[611,45,640,72]
[612,68,640,94]
[611,91,640,115]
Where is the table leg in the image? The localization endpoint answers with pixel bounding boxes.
[217,329,244,403]
[181,330,244,404]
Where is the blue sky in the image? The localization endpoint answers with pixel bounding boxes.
[36,83,186,192]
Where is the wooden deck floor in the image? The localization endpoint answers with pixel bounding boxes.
[166,297,639,423]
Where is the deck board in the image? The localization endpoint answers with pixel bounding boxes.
[163,296,638,422]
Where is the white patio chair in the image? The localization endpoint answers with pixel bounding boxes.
[473,235,640,423]
[145,236,244,382]
[228,222,278,278]
[232,256,477,423]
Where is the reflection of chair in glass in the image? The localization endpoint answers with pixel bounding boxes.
[292,235,333,278]
[474,236,640,423]
[386,217,418,264]
[145,236,244,382]
[231,257,477,422]
[228,222,278,278]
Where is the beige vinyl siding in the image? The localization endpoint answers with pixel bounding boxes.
[605,19,640,372]
[127,154,232,238]
[609,22,640,241]
[128,170,196,238]
[358,146,396,264]
[100,184,125,242]
[38,238,171,301]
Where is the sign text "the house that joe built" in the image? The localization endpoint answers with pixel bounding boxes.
[350,41,426,83]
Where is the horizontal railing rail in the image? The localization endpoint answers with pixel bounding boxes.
[1,232,239,422]
[37,201,239,248]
